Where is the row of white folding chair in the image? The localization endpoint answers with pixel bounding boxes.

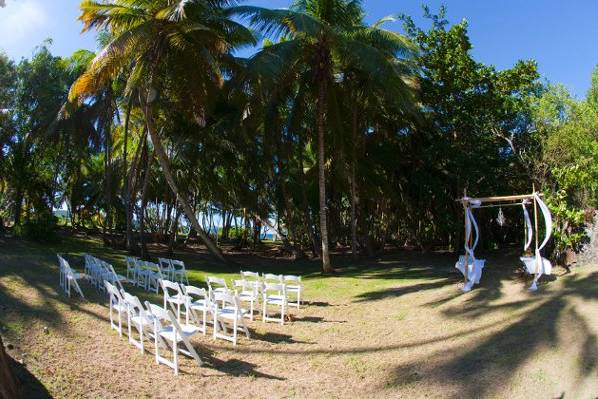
[163,279,250,345]
[240,271,303,309]
[239,272,302,310]
[134,260,163,293]
[104,281,202,375]
[58,255,85,298]
[158,258,189,285]
[85,254,126,293]
[208,276,288,325]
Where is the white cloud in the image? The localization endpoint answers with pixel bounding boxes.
[0,0,49,42]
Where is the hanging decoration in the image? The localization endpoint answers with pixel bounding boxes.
[496,207,506,226]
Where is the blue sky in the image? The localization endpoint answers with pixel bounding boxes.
[1,0,596,97]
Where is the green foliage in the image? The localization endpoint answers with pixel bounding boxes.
[0,3,595,264]
[14,212,58,242]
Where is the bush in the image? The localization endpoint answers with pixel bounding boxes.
[15,212,59,242]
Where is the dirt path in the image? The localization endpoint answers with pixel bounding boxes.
[0,239,596,398]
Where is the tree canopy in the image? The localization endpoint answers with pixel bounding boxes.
[0,2,595,269]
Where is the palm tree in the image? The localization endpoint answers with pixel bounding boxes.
[69,0,255,262]
[234,0,416,271]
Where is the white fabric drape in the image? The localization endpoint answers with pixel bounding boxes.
[522,202,533,251]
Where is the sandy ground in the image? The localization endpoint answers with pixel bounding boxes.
[0,237,596,399]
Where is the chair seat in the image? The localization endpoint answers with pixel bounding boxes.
[265,295,285,305]
[112,303,128,313]
[167,295,188,305]
[131,314,154,326]
[216,307,247,320]
[239,292,258,301]
[190,300,208,310]
[286,285,301,292]
[158,324,200,342]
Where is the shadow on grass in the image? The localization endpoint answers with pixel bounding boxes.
[206,357,286,380]
[8,354,54,398]
[388,270,598,397]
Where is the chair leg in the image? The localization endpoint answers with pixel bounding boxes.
[202,309,207,335]
[262,301,267,323]
[173,339,178,375]
[233,320,238,346]
[213,314,218,340]
[249,300,254,321]
[154,328,160,365]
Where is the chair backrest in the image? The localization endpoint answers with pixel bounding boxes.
[263,273,283,283]
[122,292,144,316]
[104,281,122,304]
[145,301,169,326]
[207,276,227,289]
[158,258,172,272]
[184,285,207,298]
[126,256,138,270]
[146,261,163,277]
[240,270,260,281]
[218,291,241,310]
[161,279,182,299]
[171,259,186,272]
[284,275,301,284]
[184,285,208,306]
[264,283,286,296]
[233,279,257,295]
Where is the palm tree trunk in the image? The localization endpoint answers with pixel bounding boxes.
[141,103,226,263]
[123,94,134,251]
[350,107,359,259]
[317,77,333,273]
[139,142,151,259]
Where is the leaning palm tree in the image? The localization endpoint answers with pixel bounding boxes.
[69,0,256,261]
[233,0,416,271]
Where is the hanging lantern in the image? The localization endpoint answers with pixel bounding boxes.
[496,207,506,226]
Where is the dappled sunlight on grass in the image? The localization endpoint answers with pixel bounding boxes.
[0,236,596,398]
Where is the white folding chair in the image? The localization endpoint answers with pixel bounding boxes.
[171,259,189,285]
[161,280,187,322]
[146,262,163,293]
[58,255,85,299]
[263,273,283,283]
[126,256,139,283]
[213,291,250,346]
[123,292,154,353]
[233,279,259,321]
[284,275,303,309]
[106,263,126,292]
[262,283,287,325]
[158,258,174,281]
[144,301,202,375]
[183,286,210,335]
[136,260,150,289]
[207,276,228,302]
[105,281,127,337]
[240,270,261,282]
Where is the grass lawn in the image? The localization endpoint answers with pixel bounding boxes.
[0,234,596,398]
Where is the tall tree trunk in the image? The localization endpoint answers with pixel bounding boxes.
[350,107,359,259]
[123,94,134,251]
[141,101,226,263]
[168,205,181,256]
[297,133,319,256]
[317,75,332,273]
[139,142,151,259]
